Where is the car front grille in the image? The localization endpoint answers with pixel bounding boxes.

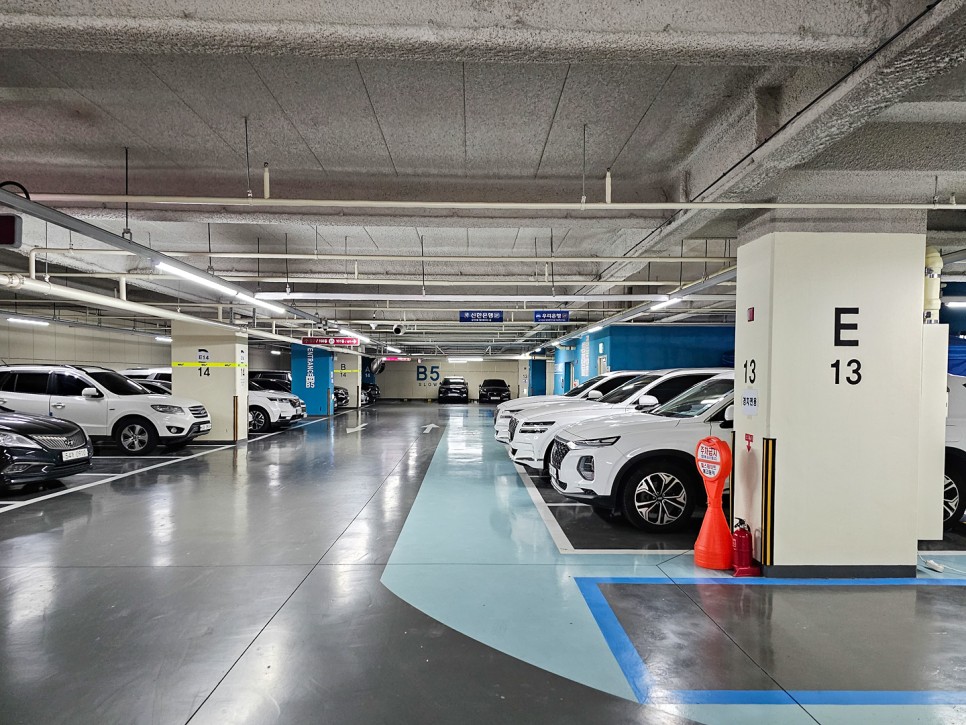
[189,405,208,419]
[33,433,84,450]
[550,438,569,470]
[508,417,519,441]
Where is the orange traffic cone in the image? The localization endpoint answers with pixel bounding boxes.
[693,436,734,570]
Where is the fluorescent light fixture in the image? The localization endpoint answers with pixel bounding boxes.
[339,328,371,343]
[946,301,966,308]
[386,345,402,354]
[236,292,286,315]
[270,350,282,355]
[650,298,683,311]
[154,335,172,343]
[587,325,603,333]
[533,348,543,353]
[7,317,49,326]
[156,261,239,298]
[448,357,483,363]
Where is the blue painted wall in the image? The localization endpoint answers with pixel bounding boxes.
[528,359,547,395]
[291,344,334,415]
[553,325,735,392]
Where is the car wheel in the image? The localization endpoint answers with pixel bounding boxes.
[114,417,159,456]
[620,459,699,533]
[249,406,271,434]
[943,466,966,530]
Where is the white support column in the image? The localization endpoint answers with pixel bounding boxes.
[732,211,946,577]
[334,351,362,408]
[171,321,248,443]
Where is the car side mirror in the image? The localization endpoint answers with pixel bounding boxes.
[720,404,735,429]
[81,387,101,399]
[635,395,659,411]
[586,390,603,400]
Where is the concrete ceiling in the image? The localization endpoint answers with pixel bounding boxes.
[1,0,966,353]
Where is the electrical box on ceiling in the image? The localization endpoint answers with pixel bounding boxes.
[0,215,22,249]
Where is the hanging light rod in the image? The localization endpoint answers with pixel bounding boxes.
[28,193,966,212]
[0,188,319,324]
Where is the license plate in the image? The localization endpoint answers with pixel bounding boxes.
[200,423,212,431]
[62,448,88,462]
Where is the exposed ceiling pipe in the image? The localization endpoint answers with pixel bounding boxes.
[27,247,733,265]
[541,266,738,347]
[37,271,731,288]
[29,192,966,212]
[0,272,359,353]
[0,188,319,323]
[257,292,690,303]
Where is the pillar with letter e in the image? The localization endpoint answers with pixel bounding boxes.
[731,210,947,578]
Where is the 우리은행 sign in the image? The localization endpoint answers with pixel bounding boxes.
[534,310,570,323]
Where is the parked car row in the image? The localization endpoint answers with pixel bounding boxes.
[499,369,966,533]
[437,377,512,404]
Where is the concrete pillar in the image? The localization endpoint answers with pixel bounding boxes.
[334,352,362,407]
[732,210,946,577]
[170,321,248,444]
[290,344,333,416]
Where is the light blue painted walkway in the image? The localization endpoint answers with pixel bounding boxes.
[381,412,966,725]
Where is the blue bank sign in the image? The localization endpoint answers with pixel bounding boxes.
[534,310,570,323]
[459,310,503,323]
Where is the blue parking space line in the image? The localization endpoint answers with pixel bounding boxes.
[587,576,966,586]
[577,576,966,706]
[574,577,652,703]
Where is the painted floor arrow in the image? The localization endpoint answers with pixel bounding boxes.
[422,424,440,433]
[346,424,368,433]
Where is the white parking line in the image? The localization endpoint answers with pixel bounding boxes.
[544,502,590,507]
[514,463,692,557]
[0,416,339,516]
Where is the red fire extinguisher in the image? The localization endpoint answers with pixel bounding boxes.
[732,518,761,577]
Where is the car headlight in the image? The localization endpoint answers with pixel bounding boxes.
[567,436,620,448]
[0,432,41,449]
[151,404,184,415]
[520,421,555,434]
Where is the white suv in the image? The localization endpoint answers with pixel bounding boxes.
[0,365,211,455]
[248,382,305,433]
[550,372,735,532]
[508,369,726,472]
[494,371,650,443]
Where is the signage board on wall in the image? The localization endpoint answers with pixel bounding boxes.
[580,338,590,377]
[302,336,359,346]
[534,310,569,323]
[459,311,504,323]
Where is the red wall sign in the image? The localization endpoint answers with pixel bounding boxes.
[302,336,360,346]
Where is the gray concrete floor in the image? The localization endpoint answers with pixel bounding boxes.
[0,404,689,725]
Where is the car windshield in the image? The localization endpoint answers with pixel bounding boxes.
[256,380,287,392]
[598,375,661,404]
[481,379,506,387]
[564,375,604,397]
[250,381,266,391]
[442,377,465,385]
[86,370,151,396]
[650,377,734,419]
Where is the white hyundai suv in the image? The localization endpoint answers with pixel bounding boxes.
[494,371,649,443]
[0,365,211,455]
[549,372,736,532]
[248,382,304,433]
[508,369,726,472]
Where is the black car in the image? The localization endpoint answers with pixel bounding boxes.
[0,408,93,489]
[438,376,469,403]
[134,379,172,395]
[254,378,292,394]
[479,378,511,403]
[363,382,380,401]
[334,386,350,408]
